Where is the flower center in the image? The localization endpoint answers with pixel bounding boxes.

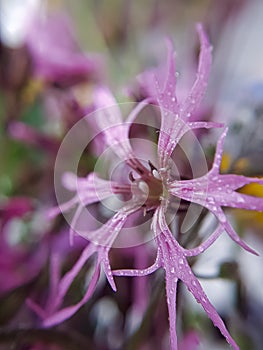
[128,159,165,209]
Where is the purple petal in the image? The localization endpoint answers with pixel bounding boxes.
[52,244,96,312]
[113,248,161,277]
[154,207,240,350]
[27,13,101,84]
[165,273,178,350]
[43,263,101,328]
[212,209,258,255]
[211,127,228,173]
[155,37,178,112]
[93,86,132,160]
[93,87,151,162]
[78,205,138,245]
[157,235,178,350]
[101,251,117,291]
[169,178,259,255]
[184,225,224,257]
[47,172,117,220]
[157,25,214,168]
[179,23,212,118]
[179,264,239,350]
[215,174,263,192]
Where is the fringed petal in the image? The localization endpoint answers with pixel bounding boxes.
[157,25,213,168]
[113,248,161,277]
[153,207,239,350]
[179,23,212,118]
[43,263,101,328]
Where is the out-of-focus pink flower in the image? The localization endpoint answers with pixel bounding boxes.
[0,197,46,294]
[26,12,103,86]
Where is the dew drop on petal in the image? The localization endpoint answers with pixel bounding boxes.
[237,196,245,203]
[218,213,226,222]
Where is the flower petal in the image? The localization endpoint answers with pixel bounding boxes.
[113,248,161,277]
[52,244,96,312]
[184,224,224,257]
[168,128,263,255]
[179,23,212,118]
[155,37,178,112]
[154,207,239,350]
[157,25,214,168]
[48,172,117,219]
[93,87,149,162]
[43,263,101,328]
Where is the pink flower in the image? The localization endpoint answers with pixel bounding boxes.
[38,23,263,350]
[26,12,102,86]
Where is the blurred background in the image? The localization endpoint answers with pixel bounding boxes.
[0,0,263,349]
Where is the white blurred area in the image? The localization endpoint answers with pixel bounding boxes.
[0,0,44,47]
[184,230,263,349]
[213,0,263,120]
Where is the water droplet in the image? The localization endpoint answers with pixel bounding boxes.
[237,196,245,203]
[179,258,184,265]
[153,169,161,180]
[171,267,175,274]
[218,213,226,222]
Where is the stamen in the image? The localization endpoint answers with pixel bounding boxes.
[152,169,161,180]
[148,160,157,172]
[136,166,144,175]
[129,171,135,182]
